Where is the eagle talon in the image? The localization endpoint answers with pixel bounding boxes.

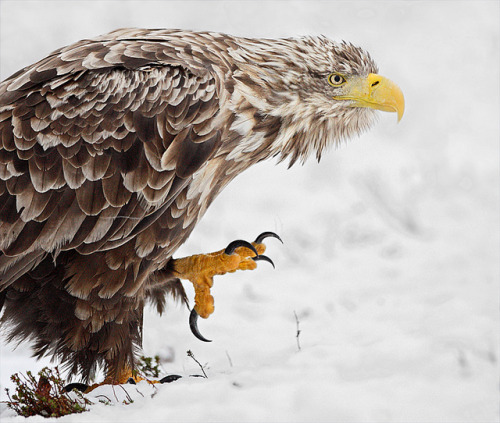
[160,374,182,383]
[224,240,259,256]
[189,308,212,342]
[252,254,275,268]
[64,382,89,393]
[255,231,283,244]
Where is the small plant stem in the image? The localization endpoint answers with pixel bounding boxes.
[294,310,301,351]
[187,350,208,378]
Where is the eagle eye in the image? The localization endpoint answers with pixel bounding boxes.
[328,73,345,86]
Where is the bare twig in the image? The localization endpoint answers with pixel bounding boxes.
[110,385,119,403]
[150,383,159,399]
[117,385,133,404]
[293,311,301,351]
[187,350,208,378]
[225,350,233,368]
[95,394,112,404]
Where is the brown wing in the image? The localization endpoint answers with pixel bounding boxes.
[0,40,221,281]
[0,38,223,379]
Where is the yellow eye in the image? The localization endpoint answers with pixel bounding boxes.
[328,73,345,86]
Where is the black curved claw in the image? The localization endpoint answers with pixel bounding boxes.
[252,254,275,268]
[189,308,212,343]
[254,231,283,244]
[224,239,259,256]
[160,374,182,384]
[64,382,89,393]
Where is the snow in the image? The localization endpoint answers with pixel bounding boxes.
[0,1,499,422]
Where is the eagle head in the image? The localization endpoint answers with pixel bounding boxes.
[228,35,404,165]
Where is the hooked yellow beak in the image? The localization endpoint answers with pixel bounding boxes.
[334,73,405,122]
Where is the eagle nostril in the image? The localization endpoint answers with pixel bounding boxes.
[371,80,380,87]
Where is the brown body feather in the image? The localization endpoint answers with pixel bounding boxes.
[0,28,378,381]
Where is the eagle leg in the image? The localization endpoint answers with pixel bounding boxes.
[66,366,147,393]
[169,232,282,341]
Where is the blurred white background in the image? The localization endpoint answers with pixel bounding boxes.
[0,1,498,422]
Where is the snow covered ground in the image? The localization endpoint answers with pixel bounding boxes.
[0,1,498,422]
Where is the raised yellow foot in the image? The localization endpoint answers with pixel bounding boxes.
[169,232,282,342]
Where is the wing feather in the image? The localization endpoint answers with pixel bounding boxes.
[102,171,132,207]
[0,42,227,373]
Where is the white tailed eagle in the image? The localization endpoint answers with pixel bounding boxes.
[0,28,404,388]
